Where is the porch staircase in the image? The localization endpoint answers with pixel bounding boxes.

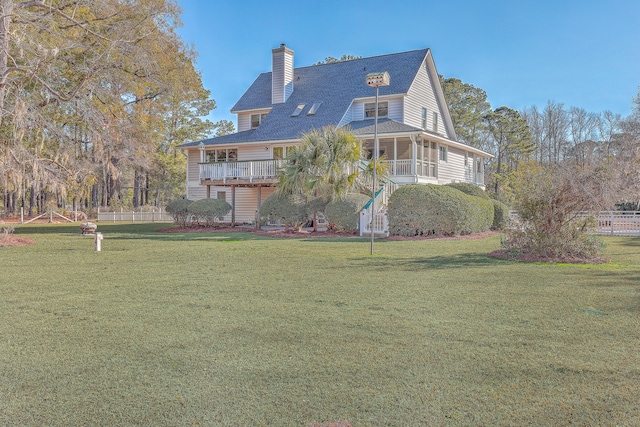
[359,185,394,237]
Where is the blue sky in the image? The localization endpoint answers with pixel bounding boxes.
[176,0,640,127]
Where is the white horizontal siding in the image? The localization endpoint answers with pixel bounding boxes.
[188,185,277,223]
[187,183,206,201]
[349,97,403,122]
[437,146,466,184]
[237,113,251,132]
[405,59,451,139]
[236,108,271,132]
[238,146,271,161]
[351,102,364,121]
[187,149,200,184]
[388,98,403,121]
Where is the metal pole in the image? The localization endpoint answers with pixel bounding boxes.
[370,86,379,255]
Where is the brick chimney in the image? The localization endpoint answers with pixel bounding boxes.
[272,44,294,104]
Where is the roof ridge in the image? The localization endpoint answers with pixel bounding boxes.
[295,48,430,71]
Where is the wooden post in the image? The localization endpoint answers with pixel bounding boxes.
[256,186,262,230]
[611,211,614,236]
[231,185,236,227]
[206,185,211,199]
[95,232,103,251]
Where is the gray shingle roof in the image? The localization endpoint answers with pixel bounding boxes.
[347,118,424,135]
[181,48,430,148]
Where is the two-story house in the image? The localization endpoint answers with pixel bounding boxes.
[180,44,492,224]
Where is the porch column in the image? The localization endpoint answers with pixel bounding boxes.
[231,185,236,227]
[206,185,211,198]
[411,138,417,176]
[393,137,397,176]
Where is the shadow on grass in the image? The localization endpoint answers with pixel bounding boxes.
[349,252,512,270]
[13,223,273,241]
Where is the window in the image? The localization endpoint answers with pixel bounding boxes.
[421,108,427,129]
[205,148,237,162]
[217,191,226,201]
[307,102,322,115]
[432,112,438,132]
[273,146,295,160]
[364,101,388,118]
[439,145,447,162]
[464,153,469,166]
[251,113,268,128]
[291,104,305,117]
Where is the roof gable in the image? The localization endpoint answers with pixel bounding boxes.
[183,48,473,148]
[225,49,430,142]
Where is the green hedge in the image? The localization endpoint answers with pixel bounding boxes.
[165,199,192,227]
[259,193,310,230]
[324,193,370,233]
[387,184,493,236]
[445,182,489,199]
[188,198,232,226]
[490,199,510,230]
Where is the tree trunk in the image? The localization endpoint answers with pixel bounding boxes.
[0,0,14,128]
[133,170,140,208]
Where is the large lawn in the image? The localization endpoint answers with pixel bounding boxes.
[1,223,639,426]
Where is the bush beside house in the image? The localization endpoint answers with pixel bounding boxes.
[490,199,509,230]
[445,182,489,199]
[166,198,231,227]
[387,184,493,236]
[445,182,509,230]
[324,194,370,233]
[188,198,232,226]
[259,193,310,230]
[166,199,193,227]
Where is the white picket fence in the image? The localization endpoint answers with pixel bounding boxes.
[97,208,172,223]
[509,211,640,236]
[592,211,640,236]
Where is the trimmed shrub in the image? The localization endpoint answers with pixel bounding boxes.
[490,199,510,230]
[445,182,489,199]
[462,195,494,234]
[324,193,370,233]
[387,184,493,236]
[188,198,232,226]
[165,199,192,227]
[259,193,310,230]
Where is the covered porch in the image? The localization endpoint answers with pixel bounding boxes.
[361,135,486,187]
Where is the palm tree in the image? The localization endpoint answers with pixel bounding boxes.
[277,126,386,202]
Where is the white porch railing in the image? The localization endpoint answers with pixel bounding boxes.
[200,160,283,183]
[382,159,414,176]
[201,158,484,187]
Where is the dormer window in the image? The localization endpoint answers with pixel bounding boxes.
[251,113,268,129]
[307,102,322,115]
[365,101,388,118]
[291,104,305,117]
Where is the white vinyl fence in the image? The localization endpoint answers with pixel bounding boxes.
[97,208,172,223]
[592,211,640,236]
[509,211,640,236]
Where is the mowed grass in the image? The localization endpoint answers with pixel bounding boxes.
[1,223,639,426]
